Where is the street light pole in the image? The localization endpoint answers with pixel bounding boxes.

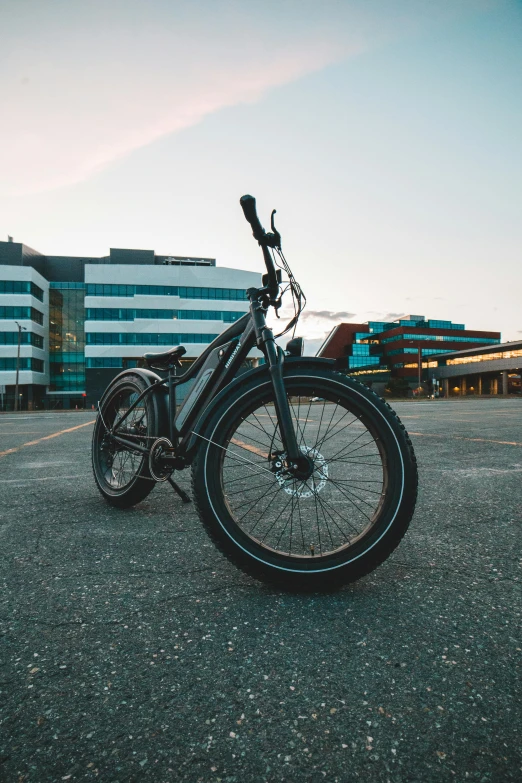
[14,321,27,412]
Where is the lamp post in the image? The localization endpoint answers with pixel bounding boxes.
[14,321,27,412]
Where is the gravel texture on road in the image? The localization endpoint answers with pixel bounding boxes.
[0,400,521,782]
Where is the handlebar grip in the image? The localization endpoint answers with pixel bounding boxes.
[240,194,265,240]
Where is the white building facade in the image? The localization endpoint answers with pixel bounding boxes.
[0,264,50,410]
[84,263,257,366]
[0,240,260,410]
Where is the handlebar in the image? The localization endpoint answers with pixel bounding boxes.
[239,195,265,243]
[240,194,281,302]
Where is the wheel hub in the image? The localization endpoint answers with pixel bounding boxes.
[272,446,328,498]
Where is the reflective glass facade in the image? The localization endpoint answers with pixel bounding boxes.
[86,332,218,346]
[0,280,44,300]
[0,357,44,372]
[381,333,500,345]
[1,237,260,409]
[85,308,246,322]
[86,284,247,300]
[49,286,85,392]
[0,306,44,325]
[86,357,123,368]
[324,314,502,386]
[0,331,44,348]
[348,355,381,368]
[387,347,462,357]
[447,348,522,365]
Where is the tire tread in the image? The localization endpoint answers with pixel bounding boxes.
[191,369,418,590]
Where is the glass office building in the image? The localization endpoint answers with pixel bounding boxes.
[319,315,502,394]
[48,283,86,408]
[0,241,260,410]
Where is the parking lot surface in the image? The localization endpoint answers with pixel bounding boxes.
[1,399,521,782]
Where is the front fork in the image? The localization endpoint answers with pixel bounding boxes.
[249,297,301,463]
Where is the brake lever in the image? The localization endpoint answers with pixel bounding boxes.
[270,210,281,248]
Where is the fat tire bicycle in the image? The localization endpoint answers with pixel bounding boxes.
[92,196,418,590]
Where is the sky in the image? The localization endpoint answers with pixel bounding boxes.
[1,0,521,354]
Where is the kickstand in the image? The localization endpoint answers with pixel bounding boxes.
[167,475,191,503]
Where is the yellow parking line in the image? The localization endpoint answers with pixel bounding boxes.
[231,438,269,458]
[0,420,95,458]
[409,432,522,447]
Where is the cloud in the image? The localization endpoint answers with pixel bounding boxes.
[0,0,481,195]
[0,1,360,195]
[302,310,357,322]
[405,296,444,302]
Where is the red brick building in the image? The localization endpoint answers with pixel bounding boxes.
[318,315,501,393]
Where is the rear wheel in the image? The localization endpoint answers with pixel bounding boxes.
[192,369,417,590]
[92,374,161,508]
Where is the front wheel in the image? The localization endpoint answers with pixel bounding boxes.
[192,369,418,590]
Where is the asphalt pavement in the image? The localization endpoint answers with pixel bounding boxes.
[0,399,521,782]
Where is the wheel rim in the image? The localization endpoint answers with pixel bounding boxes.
[218,386,389,559]
[96,388,149,491]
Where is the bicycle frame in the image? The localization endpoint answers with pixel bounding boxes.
[106,286,301,467]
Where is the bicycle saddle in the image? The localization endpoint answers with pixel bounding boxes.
[143,345,186,370]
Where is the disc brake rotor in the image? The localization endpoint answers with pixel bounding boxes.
[275,446,328,498]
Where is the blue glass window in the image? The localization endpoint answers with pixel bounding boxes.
[85,307,247,322]
[348,356,381,368]
[49,282,85,289]
[86,333,219,346]
[0,280,44,301]
[0,331,44,348]
[0,357,44,372]
[367,322,393,334]
[382,333,500,345]
[86,284,247,300]
[0,306,44,325]
[86,357,123,368]
[351,345,372,356]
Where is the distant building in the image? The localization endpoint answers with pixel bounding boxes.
[428,340,522,396]
[0,240,260,410]
[318,315,502,394]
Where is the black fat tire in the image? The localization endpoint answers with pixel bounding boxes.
[92,373,163,508]
[191,369,418,591]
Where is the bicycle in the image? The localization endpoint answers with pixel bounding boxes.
[92,195,418,590]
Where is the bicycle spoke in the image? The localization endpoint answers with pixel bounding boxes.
[248,483,285,535]
[219,383,389,559]
[225,479,276,497]
[312,401,340,452]
[308,483,355,542]
[315,410,361,452]
[299,396,314,448]
[329,478,383,495]
[258,493,295,544]
[250,411,281,448]
[327,431,378,462]
[313,479,335,551]
[313,488,360,537]
[326,476,380,510]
